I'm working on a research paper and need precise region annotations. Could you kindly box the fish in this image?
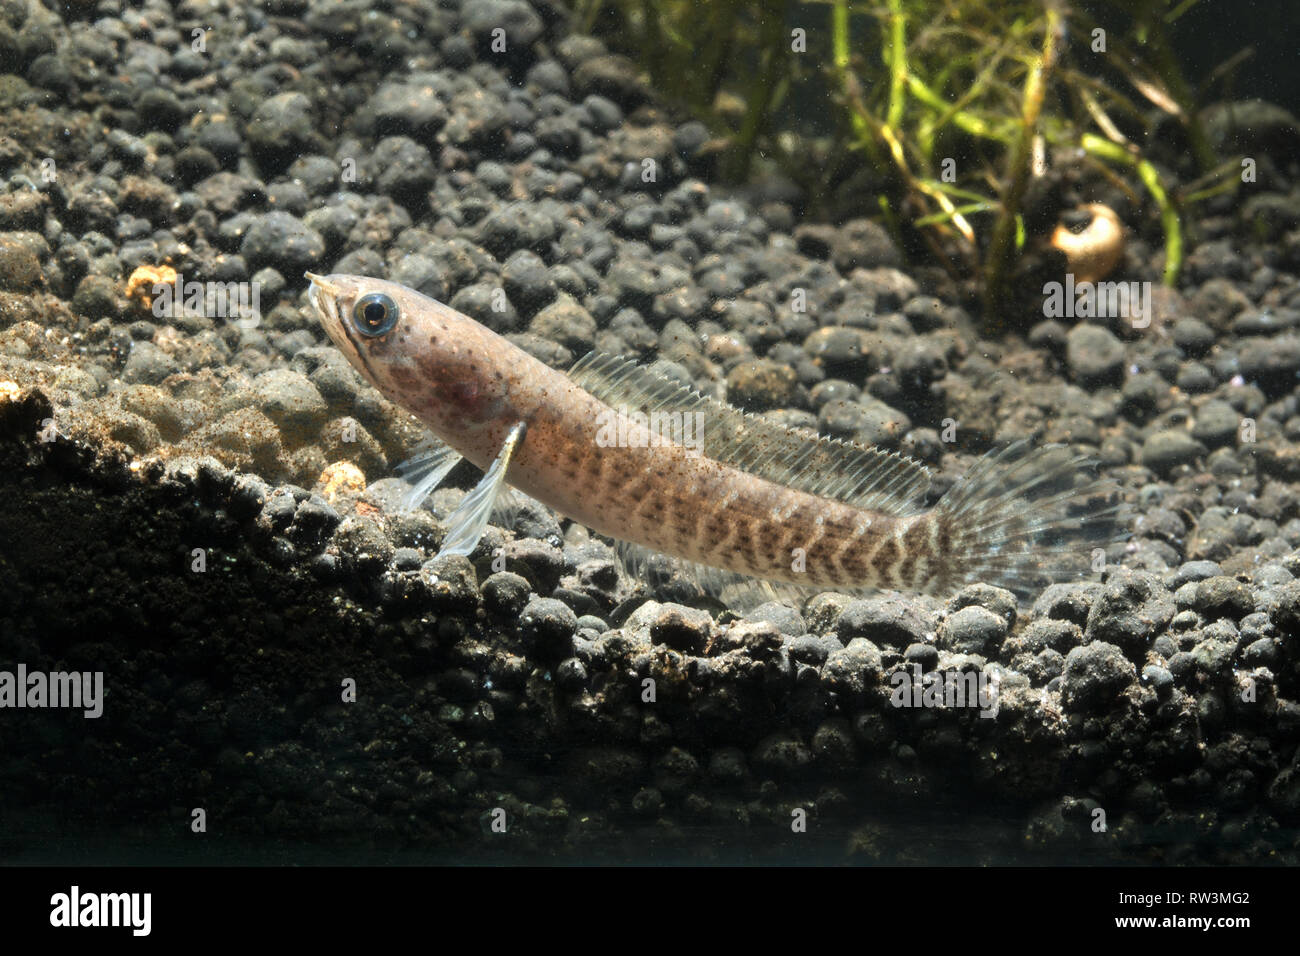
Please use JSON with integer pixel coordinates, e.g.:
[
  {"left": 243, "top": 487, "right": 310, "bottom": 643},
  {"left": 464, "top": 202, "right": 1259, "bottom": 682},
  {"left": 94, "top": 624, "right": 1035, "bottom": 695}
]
[{"left": 305, "top": 272, "right": 1124, "bottom": 606}]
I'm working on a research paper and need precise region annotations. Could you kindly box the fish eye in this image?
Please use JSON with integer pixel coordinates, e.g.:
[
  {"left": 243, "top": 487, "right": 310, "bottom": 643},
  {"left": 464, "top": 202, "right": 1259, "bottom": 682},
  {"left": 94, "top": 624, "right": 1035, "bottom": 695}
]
[{"left": 352, "top": 293, "right": 399, "bottom": 337}]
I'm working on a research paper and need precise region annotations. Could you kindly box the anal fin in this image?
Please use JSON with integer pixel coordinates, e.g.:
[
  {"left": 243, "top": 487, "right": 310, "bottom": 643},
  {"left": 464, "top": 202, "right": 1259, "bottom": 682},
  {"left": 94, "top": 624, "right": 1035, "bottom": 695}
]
[{"left": 614, "top": 539, "right": 843, "bottom": 612}]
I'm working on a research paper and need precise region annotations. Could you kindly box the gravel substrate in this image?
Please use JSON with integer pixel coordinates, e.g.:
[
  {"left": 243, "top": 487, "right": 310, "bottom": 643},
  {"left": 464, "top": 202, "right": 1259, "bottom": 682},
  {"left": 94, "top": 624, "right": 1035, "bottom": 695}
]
[{"left": 1, "top": 0, "right": 1299, "bottom": 863}]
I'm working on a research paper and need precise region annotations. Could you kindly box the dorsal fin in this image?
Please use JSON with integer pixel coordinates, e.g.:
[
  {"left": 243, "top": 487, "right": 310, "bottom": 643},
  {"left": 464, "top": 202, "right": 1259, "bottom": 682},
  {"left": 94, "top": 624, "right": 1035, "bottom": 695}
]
[{"left": 568, "top": 352, "right": 933, "bottom": 516}]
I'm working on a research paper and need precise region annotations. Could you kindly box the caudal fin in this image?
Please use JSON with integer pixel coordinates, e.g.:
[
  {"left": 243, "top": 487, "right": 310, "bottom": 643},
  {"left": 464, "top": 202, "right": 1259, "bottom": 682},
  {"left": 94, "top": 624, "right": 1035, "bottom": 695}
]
[{"left": 931, "top": 441, "right": 1126, "bottom": 602}]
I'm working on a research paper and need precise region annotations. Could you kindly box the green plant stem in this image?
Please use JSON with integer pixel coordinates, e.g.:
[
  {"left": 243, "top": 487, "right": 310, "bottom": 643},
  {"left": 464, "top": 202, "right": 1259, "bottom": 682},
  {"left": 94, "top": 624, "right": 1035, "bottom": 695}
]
[
  {"left": 906, "top": 74, "right": 1008, "bottom": 142},
  {"left": 1081, "top": 133, "right": 1182, "bottom": 286},
  {"left": 885, "top": 0, "right": 907, "bottom": 131},
  {"left": 831, "top": 0, "right": 869, "bottom": 141},
  {"left": 982, "top": 6, "right": 1061, "bottom": 329},
  {"left": 726, "top": 1, "right": 791, "bottom": 180},
  {"left": 1114, "top": 0, "right": 1213, "bottom": 173}
]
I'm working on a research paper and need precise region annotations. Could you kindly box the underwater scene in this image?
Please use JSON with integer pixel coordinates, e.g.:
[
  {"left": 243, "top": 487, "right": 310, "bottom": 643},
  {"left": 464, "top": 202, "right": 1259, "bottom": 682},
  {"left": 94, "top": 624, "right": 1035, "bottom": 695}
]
[{"left": 0, "top": 0, "right": 1297, "bottom": 874}]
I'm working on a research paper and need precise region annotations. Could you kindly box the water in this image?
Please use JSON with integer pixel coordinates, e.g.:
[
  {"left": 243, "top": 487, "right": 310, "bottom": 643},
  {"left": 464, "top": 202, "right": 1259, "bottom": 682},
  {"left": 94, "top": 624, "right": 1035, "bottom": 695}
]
[{"left": 0, "top": 0, "right": 1297, "bottom": 868}]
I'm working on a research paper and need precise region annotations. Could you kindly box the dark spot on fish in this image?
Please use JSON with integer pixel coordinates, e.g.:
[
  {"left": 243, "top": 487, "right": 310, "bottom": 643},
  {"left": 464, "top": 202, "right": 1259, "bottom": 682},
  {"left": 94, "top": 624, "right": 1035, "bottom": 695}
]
[
  {"left": 839, "top": 548, "right": 865, "bottom": 581},
  {"left": 871, "top": 533, "right": 900, "bottom": 579},
  {"left": 935, "top": 514, "right": 951, "bottom": 558},
  {"left": 733, "top": 523, "right": 758, "bottom": 570},
  {"left": 899, "top": 538, "right": 920, "bottom": 582}
]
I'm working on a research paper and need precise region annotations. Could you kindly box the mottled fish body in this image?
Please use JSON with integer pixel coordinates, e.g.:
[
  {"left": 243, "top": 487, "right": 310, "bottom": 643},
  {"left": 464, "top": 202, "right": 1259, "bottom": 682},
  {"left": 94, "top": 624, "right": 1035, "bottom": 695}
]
[{"left": 306, "top": 273, "right": 1122, "bottom": 603}]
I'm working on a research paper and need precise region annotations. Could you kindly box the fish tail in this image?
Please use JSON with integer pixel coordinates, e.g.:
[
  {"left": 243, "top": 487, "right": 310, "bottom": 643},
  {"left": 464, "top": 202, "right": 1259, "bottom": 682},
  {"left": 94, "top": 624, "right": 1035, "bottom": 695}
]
[{"left": 925, "top": 441, "right": 1126, "bottom": 601}]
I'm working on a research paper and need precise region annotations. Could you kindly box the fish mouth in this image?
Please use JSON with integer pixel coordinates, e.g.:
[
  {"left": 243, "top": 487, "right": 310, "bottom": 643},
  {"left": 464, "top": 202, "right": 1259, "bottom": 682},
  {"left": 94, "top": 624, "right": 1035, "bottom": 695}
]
[
  {"left": 306, "top": 272, "right": 357, "bottom": 357},
  {"left": 304, "top": 272, "right": 338, "bottom": 293},
  {"left": 305, "top": 272, "right": 387, "bottom": 390},
  {"left": 305, "top": 273, "right": 343, "bottom": 334}
]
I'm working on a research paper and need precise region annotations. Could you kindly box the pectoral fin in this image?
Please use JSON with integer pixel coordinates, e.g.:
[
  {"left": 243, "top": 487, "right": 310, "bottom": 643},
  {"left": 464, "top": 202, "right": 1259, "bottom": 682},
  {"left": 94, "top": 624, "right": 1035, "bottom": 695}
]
[
  {"left": 395, "top": 434, "right": 463, "bottom": 511},
  {"left": 433, "top": 422, "right": 527, "bottom": 559}
]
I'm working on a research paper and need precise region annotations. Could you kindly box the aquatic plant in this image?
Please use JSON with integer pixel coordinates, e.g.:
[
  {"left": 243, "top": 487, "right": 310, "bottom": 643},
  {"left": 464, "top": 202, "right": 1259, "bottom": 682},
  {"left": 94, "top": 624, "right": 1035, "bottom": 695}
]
[{"left": 575, "top": 0, "right": 1245, "bottom": 330}]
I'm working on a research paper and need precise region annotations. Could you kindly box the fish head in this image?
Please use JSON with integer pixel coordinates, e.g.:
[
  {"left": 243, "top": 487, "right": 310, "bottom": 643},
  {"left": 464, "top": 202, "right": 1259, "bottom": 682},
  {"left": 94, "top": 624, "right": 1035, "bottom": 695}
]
[{"left": 305, "top": 272, "right": 515, "bottom": 436}]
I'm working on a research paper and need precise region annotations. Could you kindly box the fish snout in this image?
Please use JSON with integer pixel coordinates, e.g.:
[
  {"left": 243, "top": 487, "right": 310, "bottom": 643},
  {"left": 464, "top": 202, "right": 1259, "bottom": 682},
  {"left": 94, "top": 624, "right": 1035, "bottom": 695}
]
[{"left": 305, "top": 273, "right": 345, "bottom": 331}]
